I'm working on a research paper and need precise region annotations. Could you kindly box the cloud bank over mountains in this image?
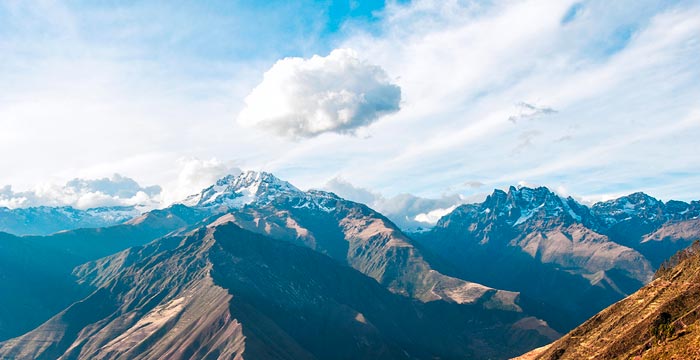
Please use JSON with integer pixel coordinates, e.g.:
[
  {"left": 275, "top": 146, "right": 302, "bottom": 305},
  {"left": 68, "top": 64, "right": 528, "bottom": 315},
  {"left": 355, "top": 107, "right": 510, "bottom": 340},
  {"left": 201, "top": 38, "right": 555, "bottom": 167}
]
[
  {"left": 324, "top": 177, "right": 485, "bottom": 229},
  {"left": 0, "top": 174, "right": 161, "bottom": 210},
  {"left": 0, "top": 158, "right": 242, "bottom": 210},
  {"left": 163, "top": 157, "right": 243, "bottom": 205},
  {"left": 237, "top": 49, "right": 401, "bottom": 139},
  {"left": 0, "top": 169, "right": 481, "bottom": 232}
]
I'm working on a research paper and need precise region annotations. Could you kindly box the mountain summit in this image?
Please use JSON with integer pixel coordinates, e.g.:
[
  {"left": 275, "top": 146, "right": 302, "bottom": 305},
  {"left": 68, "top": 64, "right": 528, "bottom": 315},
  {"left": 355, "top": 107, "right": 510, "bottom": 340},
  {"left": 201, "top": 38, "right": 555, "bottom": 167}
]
[
  {"left": 0, "top": 172, "right": 563, "bottom": 359},
  {"left": 2, "top": 172, "right": 700, "bottom": 359},
  {"left": 415, "top": 185, "right": 700, "bottom": 331},
  {"left": 182, "top": 171, "right": 302, "bottom": 209}
]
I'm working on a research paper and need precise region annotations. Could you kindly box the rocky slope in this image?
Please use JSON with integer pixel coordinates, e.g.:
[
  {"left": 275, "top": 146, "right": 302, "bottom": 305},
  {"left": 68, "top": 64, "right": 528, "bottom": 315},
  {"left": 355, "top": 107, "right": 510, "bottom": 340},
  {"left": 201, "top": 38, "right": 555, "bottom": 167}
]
[
  {"left": 517, "top": 241, "right": 700, "bottom": 360},
  {"left": 184, "top": 171, "right": 522, "bottom": 310},
  {"left": 591, "top": 194, "right": 700, "bottom": 266},
  {"left": 0, "top": 205, "right": 209, "bottom": 341},
  {"left": 0, "top": 223, "right": 558, "bottom": 360},
  {"left": 3, "top": 171, "right": 699, "bottom": 358},
  {"left": 415, "top": 186, "right": 657, "bottom": 330}
]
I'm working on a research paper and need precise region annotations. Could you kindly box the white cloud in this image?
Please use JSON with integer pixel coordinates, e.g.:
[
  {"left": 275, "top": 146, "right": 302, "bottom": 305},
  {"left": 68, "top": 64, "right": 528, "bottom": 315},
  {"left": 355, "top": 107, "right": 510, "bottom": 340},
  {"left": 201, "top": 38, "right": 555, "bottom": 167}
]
[
  {"left": 300, "top": 0, "right": 700, "bottom": 201},
  {"left": 64, "top": 174, "right": 161, "bottom": 198},
  {"left": 1, "top": 0, "right": 699, "bottom": 206},
  {"left": 0, "top": 158, "right": 245, "bottom": 210},
  {"left": 508, "top": 102, "right": 557, "bottom": 124},
  {"left": 161, "top": 157, "right": 242, "bottom": 204},
  {"left": 414, "top": 205, "right": 458, "bottom": 225},
  {"left": 324, "top": 177, "right": 379, "bottom": 205},
  {"left": 324, "top": 177, "right": 480, "bottom": 229},
  {"left": 237, "top": 48, "right": 401, "bottom": 139},
  {"left": 0, "top": 174, "right": 161, "bottom": 210}
]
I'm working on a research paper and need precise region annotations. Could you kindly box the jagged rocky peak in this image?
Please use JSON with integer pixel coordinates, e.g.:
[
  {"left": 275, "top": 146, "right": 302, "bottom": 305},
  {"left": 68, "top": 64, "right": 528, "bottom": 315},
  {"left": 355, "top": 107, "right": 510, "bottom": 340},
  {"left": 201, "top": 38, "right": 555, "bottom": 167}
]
[
  {"left": 592, "top": 192, "right": 671, "bottom": 228},
  {"left": 665, "top": 199, "right": 690, "bottom": 214},
  {"left": 592, "top": 192, "right": 662, "bottom": 216},
  {"left": 183, "top": 170, "right": 302, "bottom": 209},
  {"left": 505, "top": 186, "right": 589, "bottom": 226},
  {"left": 664, "top": 199, "right": 700, "bottom": 218},
  {"left": 442, "top": 186, "right": 585, "bottom": 228}
]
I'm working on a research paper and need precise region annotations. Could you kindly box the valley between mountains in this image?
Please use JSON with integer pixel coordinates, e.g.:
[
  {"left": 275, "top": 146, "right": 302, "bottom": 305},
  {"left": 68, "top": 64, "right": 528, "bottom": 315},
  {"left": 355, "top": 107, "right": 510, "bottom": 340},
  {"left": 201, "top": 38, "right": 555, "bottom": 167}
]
[{"left": 1, "top": 171, "right": 699, "bottom": 359}]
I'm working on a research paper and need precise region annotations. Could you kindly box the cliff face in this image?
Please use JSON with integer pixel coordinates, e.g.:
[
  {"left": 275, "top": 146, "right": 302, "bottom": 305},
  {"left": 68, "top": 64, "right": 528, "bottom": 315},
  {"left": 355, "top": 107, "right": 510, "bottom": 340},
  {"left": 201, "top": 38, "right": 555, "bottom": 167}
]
[
  {"left": 418, "top": 187, "right": 700, "bottom": 332},
  {"left": 515, "top": 241, "right": 700, "bottom": 360}
]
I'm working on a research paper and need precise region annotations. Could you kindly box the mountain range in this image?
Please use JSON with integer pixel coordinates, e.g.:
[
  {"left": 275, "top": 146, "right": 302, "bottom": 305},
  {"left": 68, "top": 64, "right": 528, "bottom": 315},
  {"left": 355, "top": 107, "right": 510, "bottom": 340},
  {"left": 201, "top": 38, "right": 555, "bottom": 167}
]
[
  {"left": 414, "top": 186, "right": 700, "bottom": 330},
  {"left": 0, "top": 205, "right": 142, "bottom": 236},
  {"left": 0, "top": 171, "right": 698, "bottom": 359}
]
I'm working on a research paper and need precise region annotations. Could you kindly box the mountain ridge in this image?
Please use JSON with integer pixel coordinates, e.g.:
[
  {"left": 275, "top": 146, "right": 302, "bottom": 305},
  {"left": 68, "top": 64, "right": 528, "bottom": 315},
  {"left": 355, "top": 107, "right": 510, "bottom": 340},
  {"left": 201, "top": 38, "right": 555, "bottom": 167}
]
[
  {"left": 0, "top": 222, "right": 558, "bottom": 359},
  {"left": 415, "top": 185, "right": 700, "bottom": 331},
  {"left": 2, "top": 171, "right": 700, "bottom": 358},
  {"left": 2, "top": 171, "right": 699, "bottom": 239}
]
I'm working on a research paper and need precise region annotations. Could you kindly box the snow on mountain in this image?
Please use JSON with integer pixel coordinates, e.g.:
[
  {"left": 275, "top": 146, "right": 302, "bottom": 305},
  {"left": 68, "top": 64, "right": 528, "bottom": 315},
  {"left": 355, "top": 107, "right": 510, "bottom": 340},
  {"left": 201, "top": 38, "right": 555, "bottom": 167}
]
[
  {"left": 181, "top": 171, "right": 345, "bottom": 215},
  {"left": 182, "top": 171, "right": 301, "bottom": 209},
  {"left": 591, "top": 192, "right": 700, "bottom": 228},
  {"left": 0, "top": 205, "right": 144, "bottom": 236},
  {"left": 437, "top": 185, "right": 590, "bottom": 231}
]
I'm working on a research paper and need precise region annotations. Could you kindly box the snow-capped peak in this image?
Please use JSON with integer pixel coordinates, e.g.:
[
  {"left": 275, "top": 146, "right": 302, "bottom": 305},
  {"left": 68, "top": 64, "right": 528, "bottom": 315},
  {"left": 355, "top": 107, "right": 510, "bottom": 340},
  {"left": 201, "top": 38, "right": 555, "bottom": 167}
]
[
  {"left": 589, "top": 192, "right": 700, "bottom": 227},
  {"left": 182, "top": 171, "right": 301, "bottom": 209},
  {"left": 505, "top": 186, "right": 586, "bottom": 226},
  {"left": 441, "top": 186, "right": 588, "bottom": 229}
]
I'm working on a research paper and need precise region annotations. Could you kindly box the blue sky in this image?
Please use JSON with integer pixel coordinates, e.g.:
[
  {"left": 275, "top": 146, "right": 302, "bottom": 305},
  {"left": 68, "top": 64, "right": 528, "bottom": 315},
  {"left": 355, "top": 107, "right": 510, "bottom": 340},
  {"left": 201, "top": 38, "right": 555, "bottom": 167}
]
[{"left": 0, "top": 0, "right": 699, "bottom": 214}]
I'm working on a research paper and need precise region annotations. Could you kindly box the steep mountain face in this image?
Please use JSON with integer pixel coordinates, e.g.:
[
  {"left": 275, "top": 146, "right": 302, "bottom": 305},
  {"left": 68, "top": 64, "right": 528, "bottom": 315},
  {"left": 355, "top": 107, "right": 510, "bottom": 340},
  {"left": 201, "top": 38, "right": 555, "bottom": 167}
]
[
  {"left": 0, "top": 223, "right": 558, "bottom": 360},
  {"left": 183, "top": 171, "right": 521, "bottom": 311},
  {"left": 0, "top": 205, "right": 209, "bottom": 341},
  {"left": 517, "top": 241, "right": 700, "bottom": 360},
  {"left": 0, "top": 205, "right": 142, "bottom": 236},
  {"left": 591, "top": 194, "right": 700, "bottom": 266},
  {"left": 416, "top": 186, "right": 655, "bottom": 330}
]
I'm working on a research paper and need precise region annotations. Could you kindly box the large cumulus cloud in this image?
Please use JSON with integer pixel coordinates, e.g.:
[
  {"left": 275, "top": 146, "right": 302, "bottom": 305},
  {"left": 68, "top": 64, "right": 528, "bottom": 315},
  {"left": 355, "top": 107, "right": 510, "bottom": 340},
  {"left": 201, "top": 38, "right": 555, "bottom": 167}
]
[{"left": 238, "top": 49, "right": 401, "bottom": 139}]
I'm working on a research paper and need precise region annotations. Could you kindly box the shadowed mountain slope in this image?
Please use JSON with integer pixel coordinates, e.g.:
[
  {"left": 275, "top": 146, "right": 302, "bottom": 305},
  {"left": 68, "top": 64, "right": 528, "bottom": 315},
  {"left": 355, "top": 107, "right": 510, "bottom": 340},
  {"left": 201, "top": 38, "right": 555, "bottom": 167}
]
[
  {"left": 415, "top": 186, "right": 655, "bottom": 330},
  {"left": 0, "top": 223, "right": 558, "bottom": 360},
  {"left": 0, "top": 205, "right": 209, "bottom": 341},
  {"left": 184, "top": 171, "right": 523, "bottom": 311}
]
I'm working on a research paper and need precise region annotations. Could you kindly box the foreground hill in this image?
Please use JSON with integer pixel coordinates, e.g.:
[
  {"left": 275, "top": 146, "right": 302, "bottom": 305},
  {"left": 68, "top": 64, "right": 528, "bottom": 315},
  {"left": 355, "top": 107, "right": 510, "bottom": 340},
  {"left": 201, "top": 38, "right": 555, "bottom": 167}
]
[
  {"left": 0, "top": 223, "right": 557, "bottom": 359},
  {"left": 516, "top": 241, "right": 700, "bottom": 360}
]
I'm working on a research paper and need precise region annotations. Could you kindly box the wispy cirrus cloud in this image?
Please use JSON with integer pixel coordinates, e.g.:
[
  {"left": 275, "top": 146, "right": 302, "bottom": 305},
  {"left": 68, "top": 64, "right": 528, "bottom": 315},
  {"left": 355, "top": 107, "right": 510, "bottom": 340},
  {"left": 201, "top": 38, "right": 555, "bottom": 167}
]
[
  {"left": 273, "top": 0, "right": 700, "bottom": 202},
  {"left": 1, "top": 0, "right": 698, "bottom": 207}
]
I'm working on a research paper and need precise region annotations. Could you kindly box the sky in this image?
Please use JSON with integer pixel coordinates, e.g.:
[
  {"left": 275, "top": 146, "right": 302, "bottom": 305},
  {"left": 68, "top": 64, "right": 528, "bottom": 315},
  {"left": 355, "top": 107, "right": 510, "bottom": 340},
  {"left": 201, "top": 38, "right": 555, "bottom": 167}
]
[{"left": 1, "top": 0, "right": 699, "bottom": 218}]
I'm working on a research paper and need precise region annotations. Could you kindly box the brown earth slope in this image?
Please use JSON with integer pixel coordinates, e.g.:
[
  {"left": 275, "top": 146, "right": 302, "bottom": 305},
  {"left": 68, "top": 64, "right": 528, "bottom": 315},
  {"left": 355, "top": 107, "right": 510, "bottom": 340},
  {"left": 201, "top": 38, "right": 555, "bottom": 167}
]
[{"left": 515, "top": 241, "right": 700, "bottom": 360}]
